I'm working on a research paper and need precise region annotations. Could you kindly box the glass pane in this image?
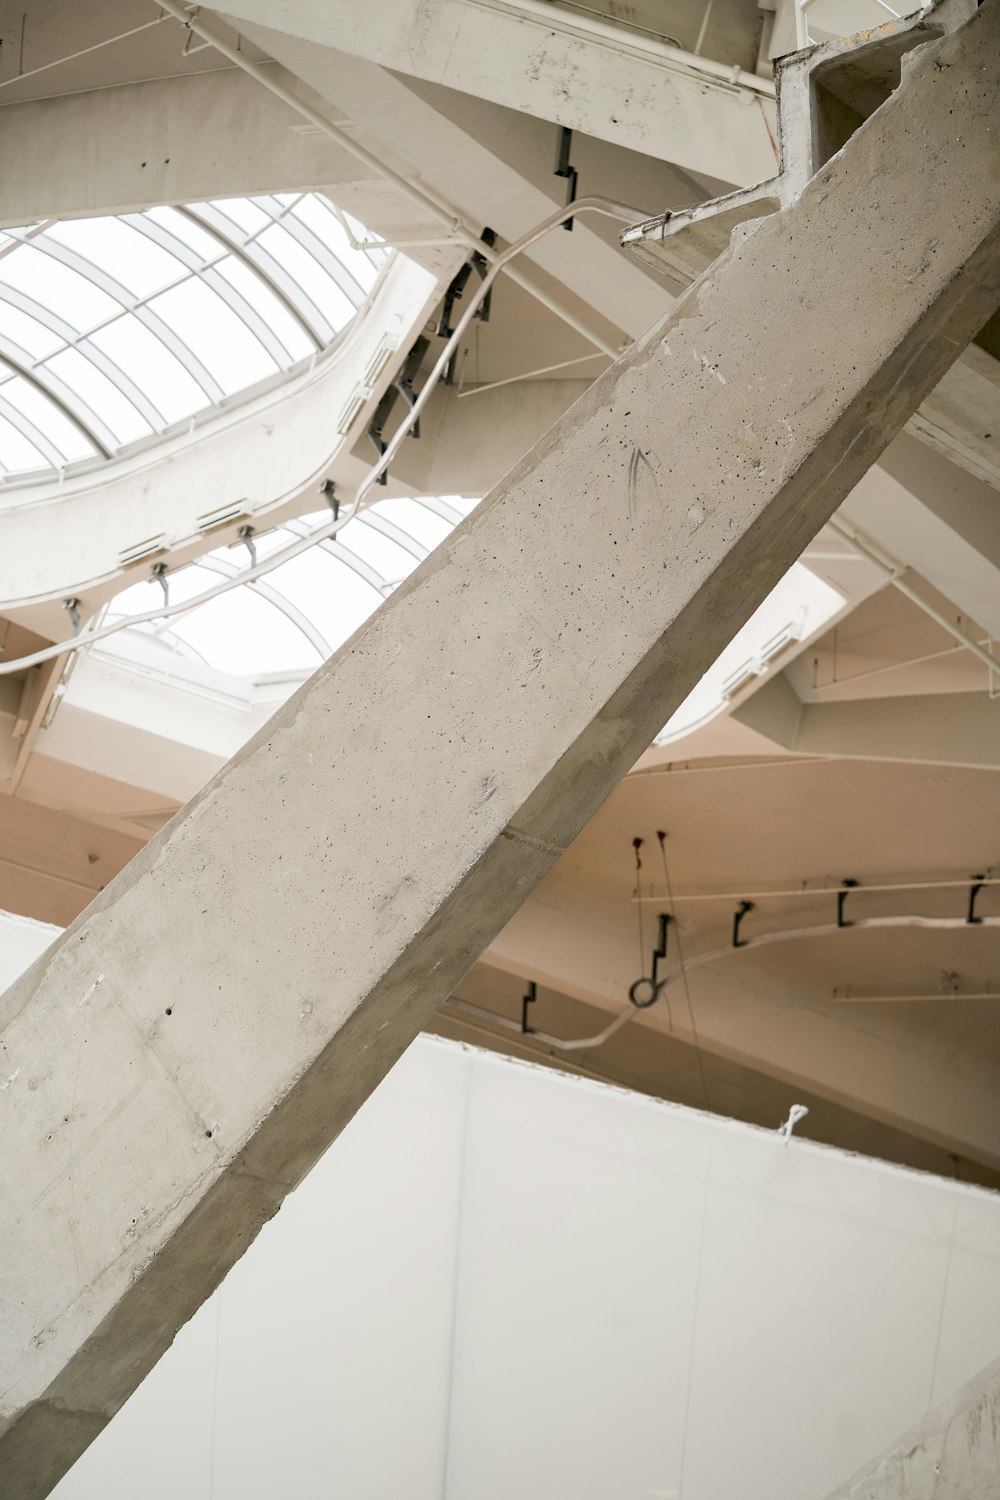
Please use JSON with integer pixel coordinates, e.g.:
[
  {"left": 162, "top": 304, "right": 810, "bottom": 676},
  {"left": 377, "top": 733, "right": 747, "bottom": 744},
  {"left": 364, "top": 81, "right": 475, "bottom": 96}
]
[
  {"left": 46, "top": 218, "right": 185, "bottom": 299},
  {"left": 257, "top": 224, "right": 359, "bottom": 329},
  {"left": 369, "top": 497, "right": 454, "bottom": 552},
  {"left": 0, "top": 300, "right": 62, "bottom": 360},
  {"left": 207, "top": 198, "right": 270, "bottom": 237},
  {"left": 142, "top": 206, "right": 221, "bottom": 263},
  {"left": 148, "top": 279, "right": 278, "bottom": 395},
  {"left": 266, "top": 549, "right": 382, "bottom": 649},
  {"left": 45, "top": 348, "right": 152, "bottom": 446},
  {"left": 338, "top": 518, "right": 418, "bottom": 583},
  {"left": 289, "top": 198, "right": 377, "bottom": 293},
  {"left": 213, "top": 257, "right": 314, "bottom": 364},
  {"left": 1, "top": 376, "right": 95, "bottom": 461},
  {"left": 171, "top": 587, "right": 323, "bottom": 675},
  {"left": 0, "top": 245, "right": 120, "bottom": 330},
  {"left": 89, "top": 316, "right": 209, "bottom": 426},
  {"left": 0, "top": 410, "right": 47, "bottom": 472}
]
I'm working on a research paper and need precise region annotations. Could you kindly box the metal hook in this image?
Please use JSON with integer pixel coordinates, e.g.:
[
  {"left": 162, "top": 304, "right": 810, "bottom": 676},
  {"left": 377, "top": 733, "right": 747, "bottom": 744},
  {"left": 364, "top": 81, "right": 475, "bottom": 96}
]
[
  {"left": 152, "top": 561, "right": 169, "bottom": 608},
  {"left": 837, "top": 878, "right": 859, "bottom": 928},
  {"left": 628, "top": 912, "right": 671, "bottom": 1008},
  {"left": 967, "top": 874, "right": 986, "bottom": 925},
  {"left": 320, "top": 479, "right": 340, "bottom": 526},
  {"left": 238, "top": 524, "right": 257, "bottom": 568},
  {"left": 732, "top": 899, "right": 754, "bottom": 949}
]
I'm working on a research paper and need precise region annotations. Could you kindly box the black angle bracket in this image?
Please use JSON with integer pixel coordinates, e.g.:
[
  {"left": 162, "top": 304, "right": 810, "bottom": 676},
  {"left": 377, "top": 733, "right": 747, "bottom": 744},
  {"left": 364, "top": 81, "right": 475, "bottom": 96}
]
[
  {"left": 521, "top": 980, "right": 537, "bottom": 1034},
  {"left": 554, "top": 126, "right": 578, "bottom": 231},
  {"left": 438, "top": 228, "right": 498, "bottom": 342},
  {"left": 968, "top": 874, "right": 986, "bottom": 924},
  {"left": 320, "top": 478, "right": 340, "bottom": 526},
  {"left": 732, "top": 900, "right": 754, "bottom": 949},
  {"left": 365, "top": 335, "right": 431, "bottom": 482},
  {"left": 837, "top": 878, "right": 859, "bottom": 928}
]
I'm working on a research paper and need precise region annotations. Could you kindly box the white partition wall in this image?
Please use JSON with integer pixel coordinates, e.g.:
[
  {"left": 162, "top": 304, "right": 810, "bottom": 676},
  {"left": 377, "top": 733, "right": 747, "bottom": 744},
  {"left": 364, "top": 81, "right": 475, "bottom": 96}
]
[{"left": 30, "top": 1022, "right": 998, "bottom": 1500}]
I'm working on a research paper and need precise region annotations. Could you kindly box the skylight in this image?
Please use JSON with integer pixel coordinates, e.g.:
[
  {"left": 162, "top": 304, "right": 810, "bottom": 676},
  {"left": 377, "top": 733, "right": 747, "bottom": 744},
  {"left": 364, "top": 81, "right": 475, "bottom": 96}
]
[
  {"left": 101, "top": 498, "right": 479, "bottom": 682},
  {"left": 0, "top": 193, "right": 389, "bottom": 480}
]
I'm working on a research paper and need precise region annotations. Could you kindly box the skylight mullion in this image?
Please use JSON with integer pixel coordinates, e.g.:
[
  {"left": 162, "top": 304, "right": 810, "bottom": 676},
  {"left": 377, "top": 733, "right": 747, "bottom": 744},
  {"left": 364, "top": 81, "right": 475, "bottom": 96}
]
[
  {"left": 183, "top": 206, "right": 333, "bottom": 345},
  {"left": 198, "top": 555, "right": 333, "bottom": 658},
  {"left": 284, "top": 518, "right": 407, "bottom": 595},
  {"left": 0, "top": 337, "right": 111, "bottom": 457},
  {"left": 70, "top": 339, "right": 168, "bottom": 431},
  {"left": 276, "top": 211, "right": 369, "bottom": 309},
  {"left": 352, "top": 511, "right": 428, "bottom": 563},
  {"left": 409, "top": 495, "right": 466, "bottom": 527},
  {"left": 20, "top": 234, "right": 226, "bottom": 407},
  {"left": 0, "top": 390, "right": 68, "bottom": 470}
]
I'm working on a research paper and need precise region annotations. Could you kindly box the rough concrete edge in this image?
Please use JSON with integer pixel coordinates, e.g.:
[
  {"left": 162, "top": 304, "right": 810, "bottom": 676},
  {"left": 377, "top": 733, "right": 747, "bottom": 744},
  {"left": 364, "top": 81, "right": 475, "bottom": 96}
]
[{"left": 824, "top": 1353, "right": 1000, "bottom": 1498}]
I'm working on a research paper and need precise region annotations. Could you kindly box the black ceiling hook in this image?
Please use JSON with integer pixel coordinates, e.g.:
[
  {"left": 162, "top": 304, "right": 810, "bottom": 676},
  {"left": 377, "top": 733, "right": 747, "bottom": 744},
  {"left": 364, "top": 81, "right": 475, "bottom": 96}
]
[
  {"left": 837, "top": 878, "right": 859, "bottom": 928},
  {"left": 732, "top": 899, "right": 754, "bottom": 949}
]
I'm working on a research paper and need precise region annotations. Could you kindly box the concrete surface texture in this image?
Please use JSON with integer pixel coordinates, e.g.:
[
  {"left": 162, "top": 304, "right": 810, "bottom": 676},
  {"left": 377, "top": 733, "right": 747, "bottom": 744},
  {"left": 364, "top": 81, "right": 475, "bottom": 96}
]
[
  {"left": 1, "top": 3, "right": 998, "bottom": 1494},
  {"left": 826, "top": 1354, "right": 1000, "bottom": 1499}
]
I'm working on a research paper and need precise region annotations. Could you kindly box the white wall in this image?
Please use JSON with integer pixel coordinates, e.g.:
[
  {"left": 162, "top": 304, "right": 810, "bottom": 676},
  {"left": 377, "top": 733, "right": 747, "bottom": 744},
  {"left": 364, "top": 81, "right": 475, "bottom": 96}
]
[
  {"left": 29, "top": 1025, "right": 998, "bottom": 1500},
  {"left": 0, "top": 910, "right": 996, "bottom": 1499}
]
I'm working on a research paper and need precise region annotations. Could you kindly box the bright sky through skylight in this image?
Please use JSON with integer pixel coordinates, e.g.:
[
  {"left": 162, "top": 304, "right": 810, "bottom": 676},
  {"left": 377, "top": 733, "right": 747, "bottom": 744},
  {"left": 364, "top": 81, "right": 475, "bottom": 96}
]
[
  {"left": 103, "top": 498, "right": 480, "bottom": 681},
  {"left": 0, "top": 193, "right": 390, "bottom": 479}
]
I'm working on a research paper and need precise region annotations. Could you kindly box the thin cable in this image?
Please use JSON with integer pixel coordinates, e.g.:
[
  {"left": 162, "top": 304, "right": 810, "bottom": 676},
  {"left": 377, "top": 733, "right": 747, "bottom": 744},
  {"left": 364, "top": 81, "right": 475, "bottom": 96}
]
[
  {"left": 633, "top": 837, "right": 646, "bottom": 977},
  {"left": 658, "top": 831, "right": 711, "bottom": 1110},
  {"left": 0, "top": 12, "right": 171, "bottom": 92},
  {"left": 0, "top": 193, "right": 645, "bottom": 679}
]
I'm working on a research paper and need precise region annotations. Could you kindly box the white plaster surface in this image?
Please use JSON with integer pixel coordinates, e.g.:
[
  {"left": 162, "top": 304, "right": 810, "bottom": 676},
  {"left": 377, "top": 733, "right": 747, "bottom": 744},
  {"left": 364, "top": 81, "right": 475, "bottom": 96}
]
[{"left": 44, "top": 1034, "right": 1000, "bottom": 1500}]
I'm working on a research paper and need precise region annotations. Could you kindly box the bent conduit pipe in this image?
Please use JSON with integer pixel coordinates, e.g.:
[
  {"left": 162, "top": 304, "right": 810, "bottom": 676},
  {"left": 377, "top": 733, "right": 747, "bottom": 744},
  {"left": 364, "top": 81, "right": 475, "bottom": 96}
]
[
  {"left": 0, "top": 194, "right": 648, "bottom": 679},
  {"left": 445, "top": 911, "right": 1000, "bottom": 1053},
  {"left": 154, "top": 0, "right": 628, "bottom": 362}
]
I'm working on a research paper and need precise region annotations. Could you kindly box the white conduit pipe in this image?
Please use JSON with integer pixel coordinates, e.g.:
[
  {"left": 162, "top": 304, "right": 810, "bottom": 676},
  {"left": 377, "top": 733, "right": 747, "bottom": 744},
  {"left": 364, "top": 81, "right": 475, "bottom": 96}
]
[
  {"left": 0, "top": 193, "right": 646, "bottom": 678},
  {"left": 155, "top": 0, "right": 625, "bottom": 361},
  {"left": 473, "top": 0, "right": 776, "bottom": 96},
  {"left": 828, "top": 517, "right": 1000, "bottom": 679},
  {"left": 444, "top": 911, "right": 1000, "bottom": 1052}
]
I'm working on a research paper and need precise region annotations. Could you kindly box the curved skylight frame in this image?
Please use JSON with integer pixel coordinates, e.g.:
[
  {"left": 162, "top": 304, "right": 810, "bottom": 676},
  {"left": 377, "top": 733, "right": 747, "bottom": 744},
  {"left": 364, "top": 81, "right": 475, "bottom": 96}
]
[{"left": 0, "top": 193, "right": 389, "bottom": 484}]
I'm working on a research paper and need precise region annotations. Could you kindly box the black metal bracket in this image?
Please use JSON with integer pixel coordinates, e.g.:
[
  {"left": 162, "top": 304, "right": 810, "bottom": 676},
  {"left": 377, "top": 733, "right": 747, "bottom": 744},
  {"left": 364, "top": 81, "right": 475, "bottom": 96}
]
[
  {"left": 967, "top": 874, "right": 986, "bottom": 925},
  {"left": 628, "top": 912, "right": 671, "bottom": 1008},
  {"left": 365, "top": 335, "right": 431, "bottom": 481},
  {"left": 438, "top": 227, "right": 497, "bottom": 350},
  {"left": 520, "top": 980, "right": 537, "bottom": 1034},
  {"left": 237, "top": 524, "right": 257, "bottom": 567},
  {"left": 837, "top": 878, "right": 859, "bottom": 928},
  {"left": 554, "top": 126, "right": 578, "bottom": 231},
  {"left": 63, "top": 598, "right": 81, "bottom": 637},
  {"left": 151, "top": 560, "right": 169, "bottom": 607},
  {"left": 320, "top": 478, "right": 340, "bottom": 526},
  {"left": 732, "top": 899, "right": 754, "bottom": 949}
]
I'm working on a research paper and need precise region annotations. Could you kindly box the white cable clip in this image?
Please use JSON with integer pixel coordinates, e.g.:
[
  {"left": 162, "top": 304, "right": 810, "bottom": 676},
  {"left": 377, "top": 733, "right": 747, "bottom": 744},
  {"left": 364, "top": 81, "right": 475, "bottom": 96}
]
[{"left": 778, "top": 1103, "right": 809, "bottom": 1143}]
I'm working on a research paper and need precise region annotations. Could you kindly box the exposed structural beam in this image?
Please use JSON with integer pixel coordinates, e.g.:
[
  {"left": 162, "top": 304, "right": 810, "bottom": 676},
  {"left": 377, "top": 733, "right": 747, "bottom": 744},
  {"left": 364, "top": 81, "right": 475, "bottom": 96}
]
[
  {"left": 827, "top": 1354, "right": 1000, "bottom": 1500},
  {"left": 825, "top": 519, "right": 1000, "bottom": 681},
  {"left": 0, "top": 66, "right": 367, "bottom": 226},
  {"left": 213, "top": 0, "right": 777, "bottom": 187},
  {"left": 846, "top": 433, "right": 1000, "bottom": 638},
  {"left": 733, "top": 683, "right": 1000, "bottom": 772},
  {"left": 1, "top": 9, "right": 999, "bottom": 1493}
]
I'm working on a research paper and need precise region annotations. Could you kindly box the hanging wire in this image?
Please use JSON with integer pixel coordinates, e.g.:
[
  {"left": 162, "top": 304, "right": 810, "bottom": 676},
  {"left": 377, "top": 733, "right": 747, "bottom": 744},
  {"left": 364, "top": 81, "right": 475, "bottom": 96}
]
[
  {"left": 633, "top": 837, "right": 646, "bottom": 977},
  {"left": 658, "top": 830, "right": 712, "bottom": 1111}
]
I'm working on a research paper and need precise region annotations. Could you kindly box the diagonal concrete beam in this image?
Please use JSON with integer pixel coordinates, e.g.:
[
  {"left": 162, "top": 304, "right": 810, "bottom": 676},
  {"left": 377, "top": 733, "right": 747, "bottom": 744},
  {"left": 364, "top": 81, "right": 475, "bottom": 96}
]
[{"left": 1, "top": 5, "right": 999, "bottom": 1493}]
